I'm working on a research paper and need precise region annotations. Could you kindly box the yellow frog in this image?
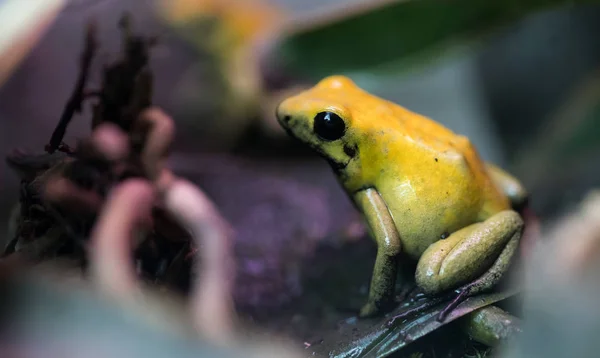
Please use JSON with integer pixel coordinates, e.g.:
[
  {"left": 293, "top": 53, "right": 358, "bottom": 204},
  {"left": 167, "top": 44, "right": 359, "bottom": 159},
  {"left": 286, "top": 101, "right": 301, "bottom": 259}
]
[{"left": 276, "top": 76, "right": 528, "bottom": 317}]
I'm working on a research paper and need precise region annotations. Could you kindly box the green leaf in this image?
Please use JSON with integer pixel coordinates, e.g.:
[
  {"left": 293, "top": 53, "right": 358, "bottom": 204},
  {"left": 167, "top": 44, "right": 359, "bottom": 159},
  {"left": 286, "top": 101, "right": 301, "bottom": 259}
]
[
  {"left": 309, "top": 289, "right": 518, "bottom": 358},
  {"left": 266, "top": 0, "right": 596, "bottom": 81}
]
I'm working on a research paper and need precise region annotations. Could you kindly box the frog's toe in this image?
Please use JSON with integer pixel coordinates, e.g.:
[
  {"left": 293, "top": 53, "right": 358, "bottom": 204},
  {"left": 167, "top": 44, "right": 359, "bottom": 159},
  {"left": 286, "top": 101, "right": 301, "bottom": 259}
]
[
  {"left": 359, "top": 302, "right": 381, "bottom": 318},
  {"left": 359, "top": 299, "right": 397, "bottom": 318}
]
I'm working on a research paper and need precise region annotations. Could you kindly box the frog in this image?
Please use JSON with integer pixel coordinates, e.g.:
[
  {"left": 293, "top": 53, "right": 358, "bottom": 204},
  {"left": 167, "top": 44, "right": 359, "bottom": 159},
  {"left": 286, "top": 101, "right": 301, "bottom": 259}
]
[{"left": 275, "top": 75, "right": 528, "bottom": 318}]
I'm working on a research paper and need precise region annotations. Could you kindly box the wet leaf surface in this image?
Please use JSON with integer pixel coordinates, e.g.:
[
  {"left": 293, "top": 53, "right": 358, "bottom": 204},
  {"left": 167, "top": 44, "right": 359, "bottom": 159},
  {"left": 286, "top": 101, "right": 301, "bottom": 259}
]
[{"left": 313, "top": 290, "right": 516, "bottom": 358}]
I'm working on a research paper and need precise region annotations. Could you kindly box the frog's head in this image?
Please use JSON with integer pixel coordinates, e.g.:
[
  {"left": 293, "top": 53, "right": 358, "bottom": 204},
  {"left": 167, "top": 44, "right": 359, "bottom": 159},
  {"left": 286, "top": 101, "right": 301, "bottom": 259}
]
[{"left": 276, "top": 75, "right": 367, "bottom": 173}]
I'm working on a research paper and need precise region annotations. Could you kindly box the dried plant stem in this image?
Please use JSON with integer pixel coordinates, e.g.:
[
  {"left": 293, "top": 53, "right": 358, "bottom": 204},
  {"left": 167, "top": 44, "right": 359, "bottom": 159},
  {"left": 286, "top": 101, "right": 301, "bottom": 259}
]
[
  {"left": 46, "top": 22, "right": 98, "bottom": 153},
  {"left": 163, "top": 179, "right": 237, "bottom": 344},
  {"left": 89, "top": 179, "right": 155, "bottom": 298}
]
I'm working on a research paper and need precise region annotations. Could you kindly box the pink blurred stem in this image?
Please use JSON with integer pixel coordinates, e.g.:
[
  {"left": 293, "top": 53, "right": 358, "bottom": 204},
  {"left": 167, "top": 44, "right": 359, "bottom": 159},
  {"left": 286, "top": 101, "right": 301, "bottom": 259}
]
[
  {"left": 136, "top": 108, "right": 175, "bottom": 181},
  {"left": 89, "top": 179, "right": 155, "bottom": 299},
  {"left": 163, "top": 179, "right": 237, "bottom": 343}
]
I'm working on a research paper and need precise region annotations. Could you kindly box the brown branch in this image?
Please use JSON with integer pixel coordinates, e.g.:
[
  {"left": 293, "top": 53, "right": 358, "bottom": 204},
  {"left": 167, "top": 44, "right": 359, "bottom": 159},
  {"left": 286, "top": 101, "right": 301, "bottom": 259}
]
[
  {"left": 46, "top": 20, "right": 98, "bottom": 153},
  {"left": 134, "top": 107, "right": 174, "bottom": 181}
]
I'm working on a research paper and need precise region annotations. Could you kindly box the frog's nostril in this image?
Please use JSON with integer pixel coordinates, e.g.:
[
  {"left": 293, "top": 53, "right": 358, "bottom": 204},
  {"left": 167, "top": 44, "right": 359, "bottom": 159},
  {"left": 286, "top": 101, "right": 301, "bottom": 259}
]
[
  {"left": 276, "top": 102, "right": 294, "bottom": 125},
  {"left": 276, "top": 105, "right": 292, "bottom": 123}
]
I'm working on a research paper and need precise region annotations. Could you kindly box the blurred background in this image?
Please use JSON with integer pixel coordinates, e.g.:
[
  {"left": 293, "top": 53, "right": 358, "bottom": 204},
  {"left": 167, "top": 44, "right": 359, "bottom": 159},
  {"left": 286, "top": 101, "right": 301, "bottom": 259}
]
[
  {"left": 3, "top": 0, "right": 600, "bottom": 224},
  {"left": 1, "top": 0, "right": 600, "bottom": 355}
]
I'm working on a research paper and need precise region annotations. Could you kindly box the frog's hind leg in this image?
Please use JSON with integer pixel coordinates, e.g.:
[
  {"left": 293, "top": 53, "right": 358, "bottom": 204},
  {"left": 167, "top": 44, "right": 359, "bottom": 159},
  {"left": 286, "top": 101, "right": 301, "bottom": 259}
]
[{"left": 415, "top": 210, "right": 524, "bottom": 320}]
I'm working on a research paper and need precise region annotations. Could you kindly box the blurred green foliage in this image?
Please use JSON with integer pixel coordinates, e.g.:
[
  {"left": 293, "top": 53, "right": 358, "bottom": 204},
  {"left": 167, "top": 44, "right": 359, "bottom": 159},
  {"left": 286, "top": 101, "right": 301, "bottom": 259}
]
[
  {"left": 272, "top": 0, "right": 597, "bottom": 81},
  {"left": 557, "top": 102, "right": 600, "bottom": 162}
]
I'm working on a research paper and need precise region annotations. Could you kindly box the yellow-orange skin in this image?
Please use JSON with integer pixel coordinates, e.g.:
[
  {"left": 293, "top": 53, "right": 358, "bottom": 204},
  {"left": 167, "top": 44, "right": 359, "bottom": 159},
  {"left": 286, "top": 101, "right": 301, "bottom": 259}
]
[{"left": 277, "top": 76, "right": 511, "bottom": 259}]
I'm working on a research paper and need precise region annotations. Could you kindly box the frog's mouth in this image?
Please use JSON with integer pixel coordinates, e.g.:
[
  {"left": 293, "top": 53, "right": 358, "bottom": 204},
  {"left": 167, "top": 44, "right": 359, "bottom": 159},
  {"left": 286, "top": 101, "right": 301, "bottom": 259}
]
[
  {"left": 326, "top": 156, "right": 350, "bottom": 172},
  {"left": 278, "top": 120, "right": 321, "bottom": 152},
  {"left": 282, "top": 126, "right": 351, "bottom": 169}
]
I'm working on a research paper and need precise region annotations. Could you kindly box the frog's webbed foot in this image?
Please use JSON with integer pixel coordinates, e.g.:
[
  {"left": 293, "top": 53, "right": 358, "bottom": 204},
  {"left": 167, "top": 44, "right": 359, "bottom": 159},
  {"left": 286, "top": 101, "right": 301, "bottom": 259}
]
[
  {"left": 359, "top": 301, "right": 380, "bottom": 318},
  {"left": 359, "top": 297, "right": 398, "bottom": 318}
]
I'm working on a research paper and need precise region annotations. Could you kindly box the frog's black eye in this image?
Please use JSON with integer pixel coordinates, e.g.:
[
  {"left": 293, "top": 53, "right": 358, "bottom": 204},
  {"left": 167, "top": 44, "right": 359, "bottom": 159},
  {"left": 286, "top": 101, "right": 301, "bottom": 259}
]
[{"left": 313, "top": 111, "right": 346, "bottom": 141}]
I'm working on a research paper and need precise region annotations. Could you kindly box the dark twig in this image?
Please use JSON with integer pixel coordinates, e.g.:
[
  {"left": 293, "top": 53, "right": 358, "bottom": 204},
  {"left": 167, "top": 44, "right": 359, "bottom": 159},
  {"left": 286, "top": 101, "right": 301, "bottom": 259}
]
[
  {"left": 90, "top": 12, "right": 155, "bottom": 133},
  {"left": 386, "top": 296, "right": 446, "bottom": 327},
  {"left": 387, "top": 284, "right": 479, "bottom": 326},
  {"left": 437, "top": 287, "right": 471, "bottom": 322},
  {"left": 46, "top": 21, "right": 98, "bottom": 153}
]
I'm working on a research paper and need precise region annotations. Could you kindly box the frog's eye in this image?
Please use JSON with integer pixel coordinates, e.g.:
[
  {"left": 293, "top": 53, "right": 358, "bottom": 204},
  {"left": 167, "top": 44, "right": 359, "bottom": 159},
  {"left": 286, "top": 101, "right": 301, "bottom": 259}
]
[{"left": 313, "top": 111, "right": 346, "bottom": 141}]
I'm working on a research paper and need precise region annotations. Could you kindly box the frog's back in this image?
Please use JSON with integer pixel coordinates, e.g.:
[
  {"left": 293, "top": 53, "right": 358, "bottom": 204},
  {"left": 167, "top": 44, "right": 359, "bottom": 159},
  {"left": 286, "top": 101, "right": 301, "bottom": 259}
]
[
  {"left": 381, "top": 98, "right": 509, "bottom": 209},
  {"left": 341, "top": 82, "right": 480, "bottom": 156},
  {"left": 358, "top": 95, "right": 510, "bottom": 257},
  {"left": 382, "top": 97, "right": 473, "bottom": 155}
]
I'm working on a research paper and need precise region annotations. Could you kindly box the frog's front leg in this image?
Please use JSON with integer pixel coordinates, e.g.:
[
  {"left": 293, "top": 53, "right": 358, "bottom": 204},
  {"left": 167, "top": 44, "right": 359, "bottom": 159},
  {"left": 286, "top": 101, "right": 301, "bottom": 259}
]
[
  {"left": 415, "top": 210, "right": 523, "bottom": 298},
  {"left": 354, "top": 188, "right": 401, "bottom": 317},
  {"left": 486, "top": 163, "right": 528, "bottom": 210}
]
